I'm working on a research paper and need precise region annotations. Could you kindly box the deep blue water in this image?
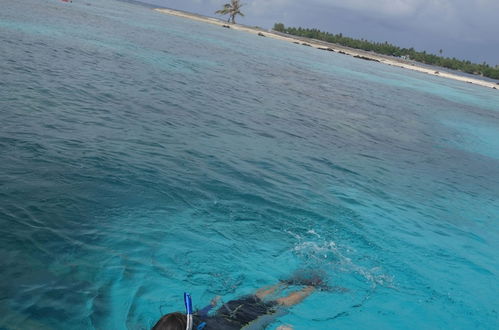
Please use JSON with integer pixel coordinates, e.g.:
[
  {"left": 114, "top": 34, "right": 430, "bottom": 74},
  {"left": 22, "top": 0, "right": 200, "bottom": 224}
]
[{"left": 1, "top": 0, "right": 499, "bottom": 329}]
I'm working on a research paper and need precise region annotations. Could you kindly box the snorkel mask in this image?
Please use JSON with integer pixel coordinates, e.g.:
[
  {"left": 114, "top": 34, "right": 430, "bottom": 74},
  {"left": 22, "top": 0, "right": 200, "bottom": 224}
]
[
  {"left": 184, "top": 292, "right": 207, "bottom": 330},
  {"left": 184, "top": 292, "right": 193, "bottom": 330}
]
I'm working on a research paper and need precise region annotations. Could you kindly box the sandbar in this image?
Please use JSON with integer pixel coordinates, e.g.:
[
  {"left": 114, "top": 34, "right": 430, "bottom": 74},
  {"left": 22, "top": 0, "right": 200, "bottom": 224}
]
[{"left": 154, "top": 8, "right": 499, "bottom": 91}]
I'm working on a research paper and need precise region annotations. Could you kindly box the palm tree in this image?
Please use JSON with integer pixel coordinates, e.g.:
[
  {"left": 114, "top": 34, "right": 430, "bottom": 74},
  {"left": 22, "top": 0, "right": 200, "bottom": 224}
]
[{"left": 215, "top": 0, "right": 244, "bottom": 24}]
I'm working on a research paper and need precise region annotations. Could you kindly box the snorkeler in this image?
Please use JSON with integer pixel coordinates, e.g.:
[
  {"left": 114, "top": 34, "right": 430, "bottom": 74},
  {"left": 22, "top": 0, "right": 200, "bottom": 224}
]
[{"left": 152, "top": 272, "right": 329, "bottom": 330}]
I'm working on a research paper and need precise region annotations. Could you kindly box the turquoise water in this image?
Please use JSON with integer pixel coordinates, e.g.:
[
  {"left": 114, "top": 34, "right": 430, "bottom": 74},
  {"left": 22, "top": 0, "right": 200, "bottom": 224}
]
[{"left": 1, "top": 0, "right": 499, "bottom": 329}]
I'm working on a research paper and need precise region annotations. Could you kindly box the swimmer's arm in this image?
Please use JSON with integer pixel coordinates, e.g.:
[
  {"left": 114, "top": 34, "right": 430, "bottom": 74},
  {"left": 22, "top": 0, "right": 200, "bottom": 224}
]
[
  {"left": 276, "top": 325, "right": 294, "bottom": 330},
  {"left": 197, "top": 296, "right": 221, "bottom": 317},
  {"left": 275, "top": 286, "right": 315, "bottom": 307}
]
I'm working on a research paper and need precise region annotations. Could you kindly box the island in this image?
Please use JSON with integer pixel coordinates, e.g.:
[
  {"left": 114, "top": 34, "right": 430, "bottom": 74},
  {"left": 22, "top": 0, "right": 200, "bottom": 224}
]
[{"left": 154, "top": 8, "right": 499, "bottom": 90}]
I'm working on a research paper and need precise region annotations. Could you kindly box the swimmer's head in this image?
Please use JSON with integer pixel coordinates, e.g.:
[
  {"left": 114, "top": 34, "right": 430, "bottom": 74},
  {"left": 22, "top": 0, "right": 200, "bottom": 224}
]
[{"left": 152, "top": 312, "right": 186, "bottom": 330}]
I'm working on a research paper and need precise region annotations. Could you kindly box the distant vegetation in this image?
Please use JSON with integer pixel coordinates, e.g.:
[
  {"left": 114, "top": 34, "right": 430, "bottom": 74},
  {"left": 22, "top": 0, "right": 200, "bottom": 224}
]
[
  {"left": 216, "top": 0, "right": 244, "bottom": 24},
  {"left": 273, "top": 23, "right": 499, "bottom": 80}
]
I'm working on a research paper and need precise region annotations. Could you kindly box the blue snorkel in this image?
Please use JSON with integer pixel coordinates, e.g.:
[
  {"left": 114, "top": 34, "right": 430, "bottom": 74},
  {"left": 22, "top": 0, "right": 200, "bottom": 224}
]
[{"left": 184, "top": 292, "right": 193, "bottom": 330}]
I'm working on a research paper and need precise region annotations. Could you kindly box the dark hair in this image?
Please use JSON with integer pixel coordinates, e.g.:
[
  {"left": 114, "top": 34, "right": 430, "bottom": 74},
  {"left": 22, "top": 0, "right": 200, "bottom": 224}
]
[{"left": 152, "top": 312, "right": 187, "bottom": 330}]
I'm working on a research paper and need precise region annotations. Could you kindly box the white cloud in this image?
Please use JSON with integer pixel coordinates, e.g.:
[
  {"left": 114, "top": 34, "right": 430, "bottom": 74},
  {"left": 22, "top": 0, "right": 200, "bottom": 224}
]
[
  {"left": 245, "top": 0, "right": 497, "bottom": 40},
  {"left": 316, "top": 0, "right": 423, "bottom": 16},
  {"left": 244, "top": 0, "right": 451, "bottom": 18}
]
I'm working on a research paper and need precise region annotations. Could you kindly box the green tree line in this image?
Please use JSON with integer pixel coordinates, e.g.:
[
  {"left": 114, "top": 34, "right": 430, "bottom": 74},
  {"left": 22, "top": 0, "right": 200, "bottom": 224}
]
[{"left": 273, "top": 23, "right": 499, "bottom": 80}]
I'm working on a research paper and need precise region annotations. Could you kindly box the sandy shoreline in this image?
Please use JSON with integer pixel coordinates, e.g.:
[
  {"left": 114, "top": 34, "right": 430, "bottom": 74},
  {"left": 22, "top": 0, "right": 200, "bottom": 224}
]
[{"left": 154, "top": 8, "right": 499, "bottom": 91}]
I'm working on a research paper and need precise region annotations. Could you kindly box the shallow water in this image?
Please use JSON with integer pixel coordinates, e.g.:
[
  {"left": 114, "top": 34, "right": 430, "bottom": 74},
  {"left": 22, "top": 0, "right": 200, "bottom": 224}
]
[{"left": 1, "top": 0, "right": 498, "bottom": 329}]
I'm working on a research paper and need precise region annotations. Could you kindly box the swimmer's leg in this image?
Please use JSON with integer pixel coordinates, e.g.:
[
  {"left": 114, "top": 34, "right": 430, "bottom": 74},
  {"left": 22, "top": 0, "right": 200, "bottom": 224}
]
[
  {"left": 275, "top": 286, "right": 315, "bottom": 307},
  {"left": 255, "top": 282, "right": 286, "bottom": 300}
]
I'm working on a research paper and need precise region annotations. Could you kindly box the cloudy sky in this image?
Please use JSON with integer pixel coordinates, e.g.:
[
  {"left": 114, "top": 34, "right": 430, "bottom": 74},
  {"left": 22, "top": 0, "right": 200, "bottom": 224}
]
[{"left": 144, "top": 0, "right": 499, "bottom": 65}]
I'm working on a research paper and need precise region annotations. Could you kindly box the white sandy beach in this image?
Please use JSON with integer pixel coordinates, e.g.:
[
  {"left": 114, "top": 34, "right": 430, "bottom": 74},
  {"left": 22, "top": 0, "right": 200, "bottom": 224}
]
[{"left": 154, "top": 8, "right": 498, "bottom": 91}]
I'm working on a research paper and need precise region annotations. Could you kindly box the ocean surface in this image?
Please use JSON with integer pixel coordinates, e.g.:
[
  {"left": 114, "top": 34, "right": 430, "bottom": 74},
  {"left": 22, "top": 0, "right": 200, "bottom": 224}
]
[{"left": 1, "top": 0, "right": 499, "bottom": 329}]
